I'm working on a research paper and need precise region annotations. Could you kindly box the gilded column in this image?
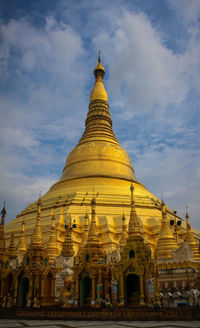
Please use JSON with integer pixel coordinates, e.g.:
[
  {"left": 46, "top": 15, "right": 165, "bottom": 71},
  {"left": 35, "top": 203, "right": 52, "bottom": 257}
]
[
  {"left": 13, "top": 277, "right": 18, "bottom": 307},
  {"left": 29, "top": 275, "right": 33, "bottom": 300},
  {"left": 0, "top": 279, "right": 4, "bottom": 298},
  {"left": 50, "top": 277, "right": 55, "bottom": 304},
  {"left": 139, "top": 275, "right": 145, "bottom": 306},
  {"left": 74, "top": 276, "right": 79, "bottom": 307},
  {"left": 91, "top": 273, "right": 96, "bottom": 306},
  {"left": 120, "top": 274, "right": 124, "bottom": 305},
  {"left": 105, "top": 274, "right": 109, "bottom": 299},
  {"left": 40, "top": 275, "right": 45, "bottom": 305},
  {"left": 34, "top": 275, "right": 39, "bottom": 298}
]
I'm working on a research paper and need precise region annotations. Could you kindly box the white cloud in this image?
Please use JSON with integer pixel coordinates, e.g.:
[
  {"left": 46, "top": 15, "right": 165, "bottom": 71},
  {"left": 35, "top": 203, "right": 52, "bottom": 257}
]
[
  {"left": 0, "top": 15, "right": 88, "bottom": 222},
  {"left": 131, "top": 146, "right": 200, "bottom": 229},
  {"left": 168, "top": 0, "right": 200, "bottom": 23},
  {"left": 92, "top": 11, "right": 199, "bottom": 115},
  {"left": 0, "top": 170, "right": 56, "bottom": 222}
]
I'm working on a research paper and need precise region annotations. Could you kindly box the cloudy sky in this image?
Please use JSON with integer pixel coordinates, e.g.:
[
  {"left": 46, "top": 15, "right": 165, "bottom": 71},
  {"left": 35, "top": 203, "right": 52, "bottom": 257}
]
[{"left": 0, "top": 0, "right": 200, "bottom": 230}]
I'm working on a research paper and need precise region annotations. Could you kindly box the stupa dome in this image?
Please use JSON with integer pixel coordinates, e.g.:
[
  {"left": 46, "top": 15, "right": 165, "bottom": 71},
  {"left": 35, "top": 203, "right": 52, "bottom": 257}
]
[{"left": 5, "top": 55, "right": 189, "bottom": 256}]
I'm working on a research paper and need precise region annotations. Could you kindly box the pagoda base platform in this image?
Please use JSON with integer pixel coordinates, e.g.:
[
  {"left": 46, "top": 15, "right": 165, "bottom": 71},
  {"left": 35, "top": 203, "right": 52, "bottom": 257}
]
[{"left": 1, "top": 307, "right": 200, "bottom": 321}]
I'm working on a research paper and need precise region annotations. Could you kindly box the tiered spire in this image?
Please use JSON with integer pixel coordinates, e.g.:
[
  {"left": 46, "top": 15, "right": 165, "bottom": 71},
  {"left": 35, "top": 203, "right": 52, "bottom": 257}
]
[
  {"left": 0, "top": 204, "right": 6, "bottom": 257},
  {"left": 82, "top": 197, "right": 103, "bottom": 265},
  {"left": 61, "top": 217, "right": 74, "bottom": 257},
  {"left": 46, "top": 208, "right": 59, "bottom": 262},
  {"left": 30, "top": 197, "right": 43, "bottom": 249},
  {"left": 8, "top": 232, "right": 17, "bottom": 259},
  {"left": 17, "top": 219, "right": 26, "bottom": 255},
  {"left": 79, "top": 54, "right": 117, "bottom": 145},
  {"left": 185, "top": 211, "right": 200, "bottom": 260},
  {"left": 155, "top": 201, "right": 177, "bottom": 259},
  {"left": 127, "top": 183, "right": 141, "bottom": 240}
]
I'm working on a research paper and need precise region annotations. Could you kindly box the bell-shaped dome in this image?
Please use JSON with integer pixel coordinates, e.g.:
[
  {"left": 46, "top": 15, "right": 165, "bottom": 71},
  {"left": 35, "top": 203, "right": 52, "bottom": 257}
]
[{"left": 59, "top": 55, "right": 136, "bottom": 183}]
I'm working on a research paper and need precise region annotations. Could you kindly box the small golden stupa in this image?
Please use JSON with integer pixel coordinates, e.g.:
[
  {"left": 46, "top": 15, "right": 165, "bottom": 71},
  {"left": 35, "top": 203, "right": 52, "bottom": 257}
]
[{"left": 5, "top": 54, "right": 200, "bottom": 258}]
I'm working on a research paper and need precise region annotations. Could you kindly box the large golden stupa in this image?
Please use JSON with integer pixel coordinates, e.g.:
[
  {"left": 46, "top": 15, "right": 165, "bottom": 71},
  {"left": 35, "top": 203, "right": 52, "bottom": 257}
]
[{"left": 5, "top": 55, "right": 198, "bottom": 255}]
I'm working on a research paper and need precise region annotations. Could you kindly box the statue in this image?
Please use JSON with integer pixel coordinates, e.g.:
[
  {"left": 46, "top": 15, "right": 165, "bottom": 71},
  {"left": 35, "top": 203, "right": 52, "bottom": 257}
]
[
  {"left": 115, "top": 245, "right": 121, "bottom": 262},
  {"left": 9, "top": 259, "right": 17, "bottom": 270},
  {"left": 7, "top": 294, "right": 13, "bottom": 308},
  {"left": 105, "top": 297, "right": 112, "bottom": 308},
  {"left": 107, "top": 246, "right": 121, "bottom": 265},
  {"left": 189, "top": 289, "right": 200, "bottom": 306},
  {"left": 146, "top": 278, "right": 154, "bottom": 306},
  {"left": 13, "top": 297, "right": 16, "bottom": 307},
  {"left": 26, "top": 294, "right": 32, "bottom": 307},
  {"left": 61, "top": 275, "right": 73, "bottom": 308},
  {"left": 16, "top": 250, "right": 23, "bottom": 266},
  {"left": 2, "top": 296, "right": 7, "bottom": 308},
  {"left": 33, "top": 297, "right": 40, "bottom": 308},
  {"left": 111, "top": 278, "right": 118, "bottom": 304},
  {"left": 96, "top": 281, "right": 103, "bottom": 307}
]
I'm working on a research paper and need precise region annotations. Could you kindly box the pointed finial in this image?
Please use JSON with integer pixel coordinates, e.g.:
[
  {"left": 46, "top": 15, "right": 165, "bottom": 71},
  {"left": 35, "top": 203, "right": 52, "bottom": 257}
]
[
  {"left": 130, "top": 183, "right": 135, "bottom": 208},
  {"left": 22, "top": 218, "right": 25, "bottom": 230},
  {"left": 98, "top": 51, "right": 101, "bottom": 63},
  {"left": 161, "top": 201, "right": 167, "bottom": 216},
  {"left": 185, "top": 205, "right": 189, "bottom": 218},
  {"left": 185, "top": 206, "right": 190, "bottom": 228},
  {"left": 160, "top": 192, "right": 165, "bottom": 206},
  {"left": 1, "top": 202, "right": 6, "bottom": 217},
  {"left": 37, "top": 192, "right": 42, "bottom": 209},
  {"left": 1, "top": 202, "right": 7, "bottom": 225},
  {"left": 93, "top": 53, "right": 105, "bottom": 76},
  {"left": 130, "top": 182, "right": 134, "bottom": 192}
]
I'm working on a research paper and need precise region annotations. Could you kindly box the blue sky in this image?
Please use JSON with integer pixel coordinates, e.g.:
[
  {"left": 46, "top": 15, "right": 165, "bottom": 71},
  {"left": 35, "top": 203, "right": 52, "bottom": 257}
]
[{"left": 0, "top": 0, "right": 200, "bottom": 230}]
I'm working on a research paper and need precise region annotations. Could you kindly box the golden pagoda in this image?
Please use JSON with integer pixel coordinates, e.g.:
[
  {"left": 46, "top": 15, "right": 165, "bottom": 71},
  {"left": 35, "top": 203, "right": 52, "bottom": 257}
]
[
  {"left": 155, "top": 201, "right": 177, "bottom": 259},
  {"left": 185, "top": 211, "right": 200, "bottom": 261},
  {"left": 17, "top": 220, "right": 26, "bottom": 255},
  {"left": 6, "top": 54, "right": 197, "bottom": 257},
  {"left": 1, "top": 55, "right": 200, "bottom": 310}
]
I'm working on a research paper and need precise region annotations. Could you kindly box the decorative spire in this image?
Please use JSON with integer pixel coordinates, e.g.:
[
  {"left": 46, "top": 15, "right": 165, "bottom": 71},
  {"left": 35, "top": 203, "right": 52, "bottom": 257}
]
[
  {"left": 0, "top": 202, "right": 6, "bottom": 225},
  {"left": 90, "top": 53, "right": 107, "bottom": 102},
  {"left": 120, "top": 213, "right": 127, "bottom": 247},
  {"left": 83, "top": 196, "right": 103, "bottom": 265},
  {"left": 46, "top": 208, "right": 59, "bottom": 262},
  {"left": 0, "top": 203, "right": 6, "bottom": 256},
  {"left": 61, "top": 216, "right": 74, "bottom": 257},
  {"left": 127, "top": 183, "right": 141, "bottom": 239},
  {"left": 87, "top": 197, "right": 99, "bottom": 246},
  {"left": 79, "top": 54, "right": 117, "bottom": 145},
  {"left": 8, "top": 232, "right": 17, "bottom": 259},
  {"left": 80, "top": 212, "right": 89, "bottom": 249},
  {"left": 17, "top": 219, "right": 26, "bottom": 255},
  {"left": 30, "top": 196, "right": 43, "bottom": 248},
  {"left": 155, "top": 201, "right": 177, "bottom": 259},
  {"left": 185, "top": 210, "right": 200, "bottom": 260}
]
